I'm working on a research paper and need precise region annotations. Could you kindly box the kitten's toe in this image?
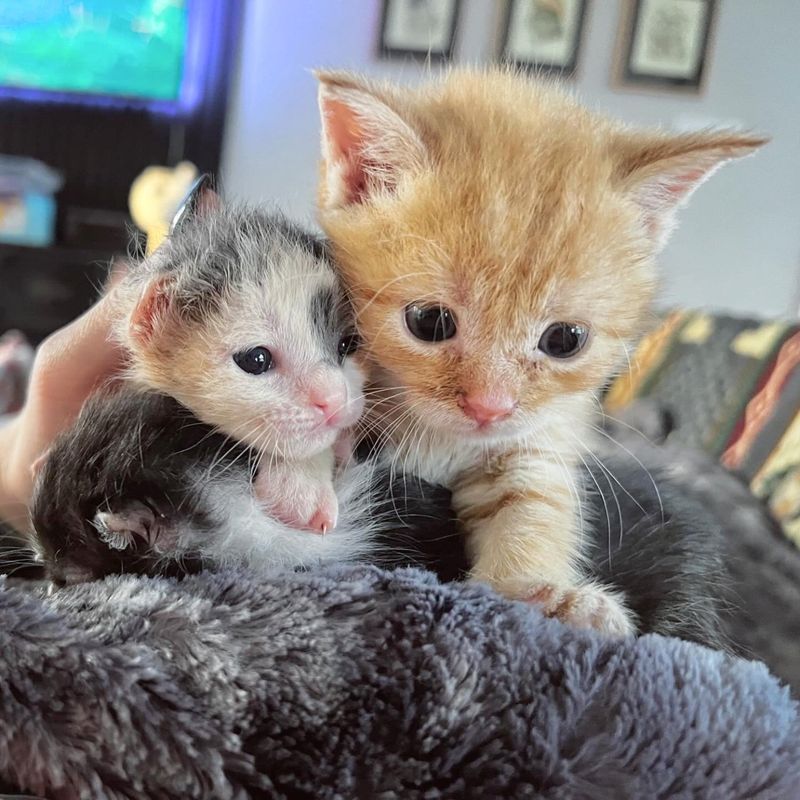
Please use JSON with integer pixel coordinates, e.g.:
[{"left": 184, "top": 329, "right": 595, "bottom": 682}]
[
  {"left": 522, "top": 581, "right": 636, "bottom": 637},
  {"left": 93, "top": 501, "right": 176, "bottom": 553},
  {"left": 306, "top": 488, "right": 339, "bottom": 534}
]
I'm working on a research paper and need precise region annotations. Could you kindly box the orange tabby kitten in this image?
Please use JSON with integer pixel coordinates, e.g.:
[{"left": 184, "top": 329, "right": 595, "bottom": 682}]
[{"left": 315, "top": 67, "right": 764, "bottom": 635}]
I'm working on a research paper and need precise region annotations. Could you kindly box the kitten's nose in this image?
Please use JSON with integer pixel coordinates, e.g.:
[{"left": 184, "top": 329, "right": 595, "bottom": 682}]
[
  {"left": 458, "top": 392, "right": 517, "bottom": 427},
  {"left": 308, "top": 381, "right": 348, "bottom": 425}
]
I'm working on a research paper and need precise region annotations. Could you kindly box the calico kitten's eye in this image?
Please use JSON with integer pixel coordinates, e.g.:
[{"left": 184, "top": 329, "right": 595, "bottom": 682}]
[
  {"left": 337, "top": 331, "right": 361, "bottom": 364},
  {"left": 233, "top": 346, "right": 274, "bottom": 375},
  {"left": 538, "top": 323, "right": 589, "bottom": 359},
  {"left": 404, "top": 303, "right": 457, "bottom": 343}
]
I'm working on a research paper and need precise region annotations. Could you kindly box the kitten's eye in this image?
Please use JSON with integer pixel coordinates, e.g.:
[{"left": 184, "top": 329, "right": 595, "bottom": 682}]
[
  {"left": 337, "top": 331, "right": 361, "bottom": 364},
  {"left": 538, "top": 323, "right": 589, "bottom": 359},
  {"left": 404, "top": 303, "right": 457, "bottom": 343},
  {"left": 233, "top": 346, "right": 274, "bottom": 375}
]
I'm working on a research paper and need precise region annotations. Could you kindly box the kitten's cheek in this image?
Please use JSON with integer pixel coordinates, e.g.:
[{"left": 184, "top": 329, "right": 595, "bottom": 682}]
[{"left": 341, "top": 394, "right": 365, "bottom": 427}]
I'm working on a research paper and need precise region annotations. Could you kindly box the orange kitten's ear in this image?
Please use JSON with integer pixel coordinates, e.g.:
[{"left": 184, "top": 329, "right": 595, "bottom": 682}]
[
  {"left": 316, "top": 70, "right": 428, "bottom": 209},
  {"left": 130, "top": 277, "right": 177, "bottom": 345},
  {"left": 615, "top": 130, "right": 768, "bottom": 250}
]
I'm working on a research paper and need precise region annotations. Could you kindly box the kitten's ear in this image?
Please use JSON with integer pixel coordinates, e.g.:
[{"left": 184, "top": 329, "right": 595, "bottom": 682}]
[
  {"left": 615, "top": 130, "right": 767, "bottom": 251},
  {"left": 129, "top": 276, "right": 177, "bottom": 345},
  {"left": 316, "top": 71, "right": 428, "bottom": 209},
  {"left": 170, "top": 173, "right": 221, "bottom": 233}
]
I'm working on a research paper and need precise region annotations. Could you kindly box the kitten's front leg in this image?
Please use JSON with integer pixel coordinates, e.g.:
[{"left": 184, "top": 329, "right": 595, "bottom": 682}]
[
  {"left": 254, "top": 449, "right": 338, "bottom": 533},
  {"left": 452, "top": 452, "right": 636, "bottom": 637}
]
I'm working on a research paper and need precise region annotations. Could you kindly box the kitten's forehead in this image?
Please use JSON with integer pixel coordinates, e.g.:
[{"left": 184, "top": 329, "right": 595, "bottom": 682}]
[
  {"left": 163, "top": 205, "right": 345, "bottom": 360},
  {"left": 350, "top": 155, "right": 637, "bottom": 335},
  {"left": 221, "top": 257, "right": 343, "bottom": 364}
]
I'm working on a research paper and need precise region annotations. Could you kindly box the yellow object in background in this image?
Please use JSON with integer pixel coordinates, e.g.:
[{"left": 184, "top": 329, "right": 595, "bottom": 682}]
[{"left": 128, "top": 161, "right": 198, "bottom": 254}]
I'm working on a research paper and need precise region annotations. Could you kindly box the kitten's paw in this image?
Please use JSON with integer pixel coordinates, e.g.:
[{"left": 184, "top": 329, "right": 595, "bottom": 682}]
[
  {"left": 93, "top": 501, "right": 177, "bottom": 554},
  {"left": 511, "top": 581, "right": 635, "bottom": 637},
  {"left": 263, "top": 484, "right": 338, "bottom": 534},
  {"left": 255, "top": 468, "right": 339, "bottom": 533}
]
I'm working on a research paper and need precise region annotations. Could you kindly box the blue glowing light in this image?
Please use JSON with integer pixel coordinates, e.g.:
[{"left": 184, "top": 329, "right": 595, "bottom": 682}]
[{"left": 0, "top": 0, "right": 225, "bottom": 116}]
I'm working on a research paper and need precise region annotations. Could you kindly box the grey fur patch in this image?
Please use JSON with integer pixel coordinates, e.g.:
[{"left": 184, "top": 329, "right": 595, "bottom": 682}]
[
  {"left": 137, "top": 204, "right": 339, "bottom": 329},
  {"left": 309, "top": 284, "right": 340, "bottom": 359}
]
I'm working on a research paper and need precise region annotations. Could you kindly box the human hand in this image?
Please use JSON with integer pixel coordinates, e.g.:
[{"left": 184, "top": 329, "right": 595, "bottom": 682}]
[{"left": 0, "top": 289, "right": 126, "bottom": 532}]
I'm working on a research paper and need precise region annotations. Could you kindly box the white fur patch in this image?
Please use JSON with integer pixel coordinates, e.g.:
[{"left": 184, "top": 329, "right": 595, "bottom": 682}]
[{"left": 174, "top": 462, "right": 382, "bottom": 571}]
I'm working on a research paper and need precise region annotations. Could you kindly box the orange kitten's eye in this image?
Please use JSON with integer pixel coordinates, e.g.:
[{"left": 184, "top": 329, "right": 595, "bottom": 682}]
[
  {"left": 404, "top": 303, "right": 457, "bottom": 343},
  {"left": 538, "top": 323, "right": 589, "bottom": 359}
]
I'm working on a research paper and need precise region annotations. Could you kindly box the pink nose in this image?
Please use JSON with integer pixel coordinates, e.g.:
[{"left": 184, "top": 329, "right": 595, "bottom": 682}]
[
  {"left": 308, "top": 382, "right": 347, "bottom": 424},
  {"left": 458, "top": 392, "right": 517, "bottom": 426}
]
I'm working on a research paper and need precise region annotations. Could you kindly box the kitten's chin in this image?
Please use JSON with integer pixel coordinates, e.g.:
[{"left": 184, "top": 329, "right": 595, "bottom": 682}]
[
  {"left": 242, "top": 424, "right": 339, "bottom": 462},
  {"left": 459, "top": 422, "right": 525, "bottom": 446},
  {"left": 286, "top": 427, "right": 340, "bottom": 460}
]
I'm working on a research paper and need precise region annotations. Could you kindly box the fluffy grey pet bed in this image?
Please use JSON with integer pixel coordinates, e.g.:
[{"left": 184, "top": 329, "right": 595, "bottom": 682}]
[{"left": 1, "top": 565, "right": 798, "bottom": 800}]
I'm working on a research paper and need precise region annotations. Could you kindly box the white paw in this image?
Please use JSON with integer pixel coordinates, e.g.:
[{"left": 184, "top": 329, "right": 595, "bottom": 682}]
[
  {"left": 255, "top": 469, "right": 338, "bottom": 533},
  {"left": 505, "top": 580, "right": 636, "bottom": 637}
]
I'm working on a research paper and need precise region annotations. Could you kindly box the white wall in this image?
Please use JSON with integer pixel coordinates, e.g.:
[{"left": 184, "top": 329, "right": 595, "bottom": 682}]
[{"left": 221, "top": 0, "right": 800, "bottom": 318}]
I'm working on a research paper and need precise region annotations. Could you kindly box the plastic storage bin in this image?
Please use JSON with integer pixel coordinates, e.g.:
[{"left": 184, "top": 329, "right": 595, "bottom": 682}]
[{"left": 0, "top": 156, "right": 63, "bottom": 247}]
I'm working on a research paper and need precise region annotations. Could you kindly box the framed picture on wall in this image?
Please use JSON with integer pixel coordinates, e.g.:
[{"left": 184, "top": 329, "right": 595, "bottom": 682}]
[
  {"left": 501, "top": 0, "right": 588, "bottom": 76},
  {"left": 379, "top": 0, "right": 461, "bottom": 60},
  {"left": 616, "top": 0, "right": 717, "bottom": 92}
]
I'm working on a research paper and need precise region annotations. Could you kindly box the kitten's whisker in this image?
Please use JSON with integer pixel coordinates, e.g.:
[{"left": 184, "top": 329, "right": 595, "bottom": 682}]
[
  {"left": 591, "top": 425, "right": 665, "bottom": 527},
  {"left": 561, "top": 430, "right": 622, "bottom": 561}
]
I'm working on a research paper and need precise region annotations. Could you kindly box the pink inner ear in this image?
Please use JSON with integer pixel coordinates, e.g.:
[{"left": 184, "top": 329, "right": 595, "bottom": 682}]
[
  {"left": 195, "top": 187, "right": 221, "bottom": 217},
  {"left": 323, "top": 97, "right": 363, "bottom": 161},
  {"left": 321, "top": 96, "right": 374, "bottom": 205},
  {"left": 663, "top": 167, "right": 708, "bottom": 200},
  {"left": 635, "top": 164, "right": 716, "bottom": 239},
  {"left": 131, "top": 279, "right": 172, "bottom": 344}
]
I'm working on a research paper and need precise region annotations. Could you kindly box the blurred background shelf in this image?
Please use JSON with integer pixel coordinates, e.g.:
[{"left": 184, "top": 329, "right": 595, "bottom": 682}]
[{"left": 0, "top": 242, "right": 112, "bottom": 343}]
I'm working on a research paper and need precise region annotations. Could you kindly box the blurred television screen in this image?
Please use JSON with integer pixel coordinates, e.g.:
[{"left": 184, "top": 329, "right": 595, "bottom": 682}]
[{"left": 0, "top": 0, "right": 189, "bottom": 104}]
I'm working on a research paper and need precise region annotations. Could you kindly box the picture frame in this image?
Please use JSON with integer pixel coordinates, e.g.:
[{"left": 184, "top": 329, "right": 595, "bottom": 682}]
[
  {"left": 378, "top": 0, "right": 461, "bottom": 61},
  {"left": 501, "top": 0, "right": 589, "bottom": 77},
  {"left": 616, "top": 0, "right": 717, "bottom": 93}
]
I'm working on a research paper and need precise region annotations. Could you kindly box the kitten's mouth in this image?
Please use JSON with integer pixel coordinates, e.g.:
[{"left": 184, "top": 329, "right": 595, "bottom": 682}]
[
  {"left": 464, "top": 418, "right": 518, "bottom": 441},
  {"left": 415, "top": 409, "right": 519, "bottom": 443}
]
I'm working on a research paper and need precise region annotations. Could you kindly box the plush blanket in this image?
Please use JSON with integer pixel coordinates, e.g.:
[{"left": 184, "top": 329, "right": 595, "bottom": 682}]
[{"left": 0, "top": 566, "right": 797, "bottom": 800}]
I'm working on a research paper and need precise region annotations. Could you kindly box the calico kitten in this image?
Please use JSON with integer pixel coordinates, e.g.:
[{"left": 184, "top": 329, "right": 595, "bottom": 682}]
[
  {"left": 113, "top": 182, "right": 364, "bottom": 533},
  {"left": 31, "top": 195, "right": 375, "bottom": 582},
  {"left": 315, "top": 67, "right": 765, "bottom": 634}
]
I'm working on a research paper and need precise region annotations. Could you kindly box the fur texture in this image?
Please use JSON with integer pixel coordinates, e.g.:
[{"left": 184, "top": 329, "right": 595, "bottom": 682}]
[
  {"left": 28, "top": 390, "right": 733, "bottom": 650},
  {"left": 600, "top": 400, "right": 800, "bottom": 690},
  {"left": 114, "top": 203, "right": 364, "bottom": 463},
  {"left": 390, "top": 442, "right": 734, "bottom": 651},
  {"left": 30, "top": 389, "right": 389, "bottom": 584},
  {"left": 0, "top": 566, "right": 797, "bottom": 799},
  {"left": 29, "top": 204, "right": 390, "bottom": 580},
  {"left": 315, "top": 66, "right": 765, "bottom": 633}
]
